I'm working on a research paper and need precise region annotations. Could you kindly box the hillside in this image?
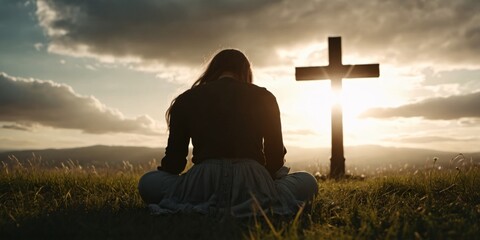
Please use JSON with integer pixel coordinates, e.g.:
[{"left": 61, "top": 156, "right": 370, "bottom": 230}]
[
  {"left": 2, "top": 159, "right": 479, "bottom": 239},
  {"left": 287, "top": 145, "right": 480, "bottom": 172},
  {"left": 0, "top": 145, "right": 164, "bottom": 169}
]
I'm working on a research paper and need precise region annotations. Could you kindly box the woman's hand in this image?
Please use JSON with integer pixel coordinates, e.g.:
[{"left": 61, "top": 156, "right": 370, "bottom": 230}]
[{"left": 274, "top": 166, "right": 290, "bottom": 179}]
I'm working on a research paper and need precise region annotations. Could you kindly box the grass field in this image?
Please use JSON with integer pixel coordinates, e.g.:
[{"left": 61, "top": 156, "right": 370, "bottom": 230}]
[{"left": 1, "top": 154, "right": 479, "bottom": 239}]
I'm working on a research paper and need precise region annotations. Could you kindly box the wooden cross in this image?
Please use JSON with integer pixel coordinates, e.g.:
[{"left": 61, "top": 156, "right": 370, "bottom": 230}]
[{"left": 295, "top": 37, "right": 380, "bottom": 179}]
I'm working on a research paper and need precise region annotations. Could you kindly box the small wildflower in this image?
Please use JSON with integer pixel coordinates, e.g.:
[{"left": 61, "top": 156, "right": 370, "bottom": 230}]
[
  {"left": 433, "top": 157, "right": 438, "bottom": 164},
  {"left": 314, "top": 171, "right": 327, "bottom": 181}
]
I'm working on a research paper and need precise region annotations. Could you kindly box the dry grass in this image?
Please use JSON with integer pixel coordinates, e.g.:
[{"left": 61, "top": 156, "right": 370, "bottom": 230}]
[{"left": 1, "top": 153, "right": 479, "bottom": 239}]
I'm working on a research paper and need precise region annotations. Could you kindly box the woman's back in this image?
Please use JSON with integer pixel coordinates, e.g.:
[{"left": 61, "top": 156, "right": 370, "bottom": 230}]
[{"left": 163, "top": 76, "right": 285, "bottom": 176}]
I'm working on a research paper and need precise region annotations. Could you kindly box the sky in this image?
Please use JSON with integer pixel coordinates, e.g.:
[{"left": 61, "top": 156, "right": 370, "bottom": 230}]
[{"left": 1, "top": 0, "right": 479, "bottom": 153}]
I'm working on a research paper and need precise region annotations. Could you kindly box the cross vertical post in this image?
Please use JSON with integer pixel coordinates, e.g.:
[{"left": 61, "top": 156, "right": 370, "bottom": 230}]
[
  {"left": 329, "top": 37, "right": 345, "bottom": 178},
  {"left": 330, "top": 75, "right": 345, "bottom": 178},
  {"left": 295, "top": 37, "right": 380, "bottom": 179}
]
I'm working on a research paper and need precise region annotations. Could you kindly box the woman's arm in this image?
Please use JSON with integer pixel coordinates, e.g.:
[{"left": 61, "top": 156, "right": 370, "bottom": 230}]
[
  {"left": 263, "top": 92, "right": 286, "bottom": 177},
  {"left": 160, "top": 96, "right": 190, "bottom": 175}
]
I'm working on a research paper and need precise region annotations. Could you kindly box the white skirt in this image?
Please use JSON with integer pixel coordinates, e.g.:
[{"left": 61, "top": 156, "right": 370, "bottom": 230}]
[{"left": 145, "top": 159, "right": 308, "bottom": 218}]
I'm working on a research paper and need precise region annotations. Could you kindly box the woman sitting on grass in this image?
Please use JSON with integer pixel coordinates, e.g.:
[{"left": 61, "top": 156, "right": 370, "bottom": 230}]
[{"left": 138, "top": 49, "right": 318, "bottom": 217}]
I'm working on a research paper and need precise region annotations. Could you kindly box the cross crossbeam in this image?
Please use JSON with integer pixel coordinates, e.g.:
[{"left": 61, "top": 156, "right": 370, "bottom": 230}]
[
  {"left": 295, "top": 37, "right": 380, "bottom": 178},
  {"left": 295, "top": 64, "right": 379, "bottom": 80}
]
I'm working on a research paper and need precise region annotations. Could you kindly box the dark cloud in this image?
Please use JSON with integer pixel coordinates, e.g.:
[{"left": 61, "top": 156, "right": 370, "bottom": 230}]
[
  {"left": 0, "top": 72, "right": 160, "bottom": 135},
  {"left": 361, "top": 91, "right": 480, "bottom": 120},
  {"left": 2, "top": 123, "right": 33, "bottom": 131},
  {"left": 35, "top": 0, "right": 480, "bottom": 68}
]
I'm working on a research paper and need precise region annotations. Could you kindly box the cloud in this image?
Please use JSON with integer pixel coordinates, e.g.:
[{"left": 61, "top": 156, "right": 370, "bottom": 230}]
[
  {"left": 0, "top": 72, "right": 160, "bottom": 135},
  {"left": 424, "top": 69, "right": 480, "bottom": 85},
  {"left": 35, "top": 0, "right": 480, "bottom": 69},
  {"left": 284, "top": 129, "right": 318, "bottom": 136},
  {"left": 2, "top": 123, "right": 34, "bottom": 131},
  {"left": 423, "top": 68, "right": 480, "bottom": 92},
  {"left": 34, "top": 42, "right": 44, "bottom": 51},
  {"left": 361, "top": 91, "right": 480, "bottom": 120},
  {"left": 391, "top": 136, "right": 480, "bottom": 143}
]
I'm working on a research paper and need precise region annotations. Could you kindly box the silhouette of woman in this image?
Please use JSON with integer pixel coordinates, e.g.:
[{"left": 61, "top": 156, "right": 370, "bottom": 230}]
[{"left": 138, "top": 49, "right": 318, "bottom": 217}]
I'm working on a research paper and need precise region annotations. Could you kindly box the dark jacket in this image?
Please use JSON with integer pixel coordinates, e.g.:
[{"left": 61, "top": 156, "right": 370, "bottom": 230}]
[{"left": 160, "top": 77, "right": 286, "bottom": 176}]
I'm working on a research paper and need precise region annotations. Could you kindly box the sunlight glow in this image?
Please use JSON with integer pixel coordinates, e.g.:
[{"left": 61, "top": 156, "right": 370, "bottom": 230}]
[
  {"left": 276, "top": 42, "right": 328, "bottom": 66},
  {"left": 329, "top": 88, "right": 343, "bottom": 108},
  {"left": 266, "top": 45, "right": 423, "bottom": 148}
]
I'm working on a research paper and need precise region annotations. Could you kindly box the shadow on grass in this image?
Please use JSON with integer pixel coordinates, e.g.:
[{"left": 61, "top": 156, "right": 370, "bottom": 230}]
[{"left": 1, "top": 207, "right": 247, "bottom": 240}]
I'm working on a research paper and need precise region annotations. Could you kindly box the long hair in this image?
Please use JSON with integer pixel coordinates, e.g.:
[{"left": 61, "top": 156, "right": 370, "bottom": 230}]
[{"left": 165, "top": 49, "right": 253, "bottom": 126}]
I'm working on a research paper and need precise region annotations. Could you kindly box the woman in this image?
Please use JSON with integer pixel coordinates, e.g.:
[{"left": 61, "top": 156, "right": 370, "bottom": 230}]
[{"left": 138, "top": 49, "right": 318, "bottom": 217}]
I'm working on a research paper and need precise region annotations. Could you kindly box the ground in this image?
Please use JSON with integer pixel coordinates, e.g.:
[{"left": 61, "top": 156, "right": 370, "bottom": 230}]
[{"left": 1, "top": 155, "right": 479, "bottom": 239}]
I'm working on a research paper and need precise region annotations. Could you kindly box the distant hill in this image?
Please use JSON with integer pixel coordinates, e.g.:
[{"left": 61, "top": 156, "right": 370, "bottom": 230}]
[
  {"left": 0, "top": 145, "right": 165, "bottom": 169},
  {"left": 287, "top": 145, "right": 480, "bottom": 172},
  {"left": 1, "top": 145, "right": 478, "bottom": 172}
]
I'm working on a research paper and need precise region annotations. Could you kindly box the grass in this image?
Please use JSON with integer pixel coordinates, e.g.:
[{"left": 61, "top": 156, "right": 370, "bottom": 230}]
[{"left": 0, "top": 154, "right": 479, "bottom": 239}]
